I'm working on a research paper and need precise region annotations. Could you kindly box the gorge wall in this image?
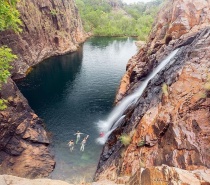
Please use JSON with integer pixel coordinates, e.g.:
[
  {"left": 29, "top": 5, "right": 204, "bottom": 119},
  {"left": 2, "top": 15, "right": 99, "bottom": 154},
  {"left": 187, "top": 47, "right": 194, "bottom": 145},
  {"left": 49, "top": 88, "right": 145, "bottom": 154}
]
[
  {"left": 95, "top": 0, "right": 210, "bottom": 184},
  {"left": 0, "top": 0, "right": 86, "bottom": 178},
  {"left": 0, "top": 0, "right": 87, "bottom": 80}
]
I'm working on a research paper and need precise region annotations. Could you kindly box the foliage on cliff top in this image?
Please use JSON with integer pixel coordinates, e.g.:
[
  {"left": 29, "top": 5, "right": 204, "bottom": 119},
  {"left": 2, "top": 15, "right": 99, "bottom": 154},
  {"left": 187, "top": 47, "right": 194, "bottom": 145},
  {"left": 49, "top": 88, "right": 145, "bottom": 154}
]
[
  {"left": 0, "top": 0, "right": 21, "bottom": 110},
  {"left": 0, "top": 0, "right": 22, "bottom": 32},
  {"left": 76, "top": 0, "right": 164, "bottom": 40}
]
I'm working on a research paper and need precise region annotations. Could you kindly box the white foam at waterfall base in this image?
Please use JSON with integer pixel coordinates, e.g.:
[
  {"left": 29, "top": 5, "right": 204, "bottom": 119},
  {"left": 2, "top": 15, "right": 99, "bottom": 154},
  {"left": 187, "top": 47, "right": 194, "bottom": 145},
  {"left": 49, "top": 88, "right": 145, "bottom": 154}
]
[{"left": 96, "top": 48, "right": 179, "bottom": 145}]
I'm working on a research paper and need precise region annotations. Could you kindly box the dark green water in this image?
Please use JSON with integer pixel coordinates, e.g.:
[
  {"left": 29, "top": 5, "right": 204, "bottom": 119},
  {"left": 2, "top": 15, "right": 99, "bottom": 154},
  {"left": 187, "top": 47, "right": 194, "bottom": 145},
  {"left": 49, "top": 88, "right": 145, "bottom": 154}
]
[{"left": 17, "top": 37, "right": 137, "bottom": 182}]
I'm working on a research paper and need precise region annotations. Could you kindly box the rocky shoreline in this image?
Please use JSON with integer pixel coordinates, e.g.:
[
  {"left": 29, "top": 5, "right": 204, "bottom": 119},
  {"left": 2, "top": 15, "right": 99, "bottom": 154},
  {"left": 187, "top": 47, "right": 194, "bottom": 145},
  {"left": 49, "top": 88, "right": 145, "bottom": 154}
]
[{"left": 0, "top": 0, "right": 87, "bottom": 178}]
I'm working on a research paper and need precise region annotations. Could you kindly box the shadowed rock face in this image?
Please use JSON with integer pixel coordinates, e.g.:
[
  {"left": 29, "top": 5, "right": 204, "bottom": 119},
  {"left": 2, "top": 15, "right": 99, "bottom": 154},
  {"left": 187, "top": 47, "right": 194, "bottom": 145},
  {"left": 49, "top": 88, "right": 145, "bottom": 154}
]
[
  {"left": 0, "top": 79, "right": 55, "bottom": 178},
  {"left": 95, "top": 0, "right": 210, "bottom": 184},
  {"left": 0, "top": 0, "right": 86, "bottom": 178},
  {"left": 0, "top": 0, "right": 87, "bottom": 80}
]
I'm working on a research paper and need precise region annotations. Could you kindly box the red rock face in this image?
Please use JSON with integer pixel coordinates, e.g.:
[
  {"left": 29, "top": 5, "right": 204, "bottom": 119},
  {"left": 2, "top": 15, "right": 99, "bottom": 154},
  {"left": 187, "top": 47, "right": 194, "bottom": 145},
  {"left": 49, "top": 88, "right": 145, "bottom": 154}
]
[
  {"left": 0, "top": 0, "right": 86, "bottom": 178},
  {"left": 95, "top": 0, "right": 210, "bottom": 184},
  {"left": 115, "top": 0, "right": 210, "bottom": 104},
  {"left": 0, "top": 79, "right": 55, "bottom": 178},
  {"left": 0, "top": 0, "right": 87, "bottom": 80}
]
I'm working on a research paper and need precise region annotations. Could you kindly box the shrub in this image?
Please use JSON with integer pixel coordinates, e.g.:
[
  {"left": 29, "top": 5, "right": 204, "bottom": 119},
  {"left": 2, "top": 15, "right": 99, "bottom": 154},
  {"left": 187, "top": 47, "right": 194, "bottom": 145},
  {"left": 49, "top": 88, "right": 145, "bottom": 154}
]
[
  {"left": 119, "top": 134, "right": 131, "bottom": 146},
  {"left": 0, "top": 99, "right": 8, "bottom": 111},
  {"left": 198, "top": 92, "right": 207, "bottom": 99},
  {"left": 204, "top": 82, "right": 210, "bottom": 91},
  {"left": 0, "top": 46, "right": 17, "bottom": 88},
  {"left": 137, "top": 140, "right": 145, "bottom": 147},
  {"left": 50, "top": 9, "right": 58, "bottom": 16},
  {"left": 162, "top": 83, "right": 169, "bottom": 96}
]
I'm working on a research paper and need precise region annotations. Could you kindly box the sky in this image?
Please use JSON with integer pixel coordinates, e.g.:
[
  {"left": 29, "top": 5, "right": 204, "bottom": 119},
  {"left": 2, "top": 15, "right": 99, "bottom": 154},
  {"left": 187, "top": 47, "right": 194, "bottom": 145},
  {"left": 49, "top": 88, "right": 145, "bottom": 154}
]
[{"left": 122, "top": 0, "right": 153, "bottom": 4}]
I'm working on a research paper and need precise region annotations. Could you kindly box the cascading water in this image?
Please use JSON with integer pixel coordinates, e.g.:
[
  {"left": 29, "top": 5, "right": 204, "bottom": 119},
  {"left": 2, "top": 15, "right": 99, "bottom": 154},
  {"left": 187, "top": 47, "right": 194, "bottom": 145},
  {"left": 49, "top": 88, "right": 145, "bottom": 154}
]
[{"left": 96, "top": 48, "right": 179, "bottom": 144}]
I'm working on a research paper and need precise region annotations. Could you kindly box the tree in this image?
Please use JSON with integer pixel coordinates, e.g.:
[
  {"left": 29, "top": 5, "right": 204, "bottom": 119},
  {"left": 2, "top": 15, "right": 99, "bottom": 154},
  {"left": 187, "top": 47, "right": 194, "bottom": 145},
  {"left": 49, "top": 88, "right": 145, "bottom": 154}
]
[
  {"left": 75, "top": 0, "right": 164, "bottom": 38},
  {"left": 0, "top": 0, "right": 22, "bottom": 32},
  {"left": 0, "top": 0, "right": 22, "bottom": 110},
  {"left": 0, "top": 46, "right": 17, "bottom": 88}
]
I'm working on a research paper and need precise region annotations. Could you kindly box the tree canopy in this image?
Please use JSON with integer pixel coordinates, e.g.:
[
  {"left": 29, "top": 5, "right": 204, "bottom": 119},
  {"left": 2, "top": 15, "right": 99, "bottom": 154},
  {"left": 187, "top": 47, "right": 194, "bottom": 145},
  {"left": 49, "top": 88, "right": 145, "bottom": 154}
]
[
  {"left": 0, "top": 0, "right": 22, "bottom": 32},
  {"left": 76, "top": 0, "right": 164, "bottom": 40}
]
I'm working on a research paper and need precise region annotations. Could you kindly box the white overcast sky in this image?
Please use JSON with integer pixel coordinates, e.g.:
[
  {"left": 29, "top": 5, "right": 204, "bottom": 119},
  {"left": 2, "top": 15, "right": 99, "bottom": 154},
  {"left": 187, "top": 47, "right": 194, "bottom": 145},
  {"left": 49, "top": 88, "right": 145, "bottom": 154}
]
[{"left": 122, "top": 0, "right": 153, "bottom": 4}]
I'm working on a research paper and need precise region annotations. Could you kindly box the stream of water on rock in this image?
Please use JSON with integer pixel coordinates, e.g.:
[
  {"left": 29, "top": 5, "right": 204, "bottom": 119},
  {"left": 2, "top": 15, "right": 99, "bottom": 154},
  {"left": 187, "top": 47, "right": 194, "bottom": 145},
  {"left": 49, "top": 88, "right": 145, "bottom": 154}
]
[
  {"left": 16, "top": 37, "right": 137, "bottom": 183},
  {"left": 96, "top": 48, "right": 179, "bottom": 144}
]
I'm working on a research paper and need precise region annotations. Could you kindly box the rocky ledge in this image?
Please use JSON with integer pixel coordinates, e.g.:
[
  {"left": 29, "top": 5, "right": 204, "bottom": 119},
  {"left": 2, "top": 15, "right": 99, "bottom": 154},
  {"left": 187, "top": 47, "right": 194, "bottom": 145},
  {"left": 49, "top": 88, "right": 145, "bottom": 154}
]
[
  {"left": 0, "top": 175, "right": 73, "bottom": 185},
  {"left": 130, "top": 165, "right": 210, "bottom": 185},
  {"left": 94, "top": 0, "right": 210, "bottom": 184},
  {"left": 115, "top": 0, "right": 210, "bottom": 104},
  {"left": 0, "top": 0, "right": 87, "bottom": 178},
  {"left": 0, "top": 78, "right": 55, "bottom": 178}
]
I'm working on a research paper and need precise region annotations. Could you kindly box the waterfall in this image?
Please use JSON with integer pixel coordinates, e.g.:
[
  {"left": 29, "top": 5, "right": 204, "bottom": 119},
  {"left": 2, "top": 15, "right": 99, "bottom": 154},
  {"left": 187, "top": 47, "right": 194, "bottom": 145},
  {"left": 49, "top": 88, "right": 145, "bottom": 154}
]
[{"left": 96, "top": 48, "right": 179, "bottom": 144}]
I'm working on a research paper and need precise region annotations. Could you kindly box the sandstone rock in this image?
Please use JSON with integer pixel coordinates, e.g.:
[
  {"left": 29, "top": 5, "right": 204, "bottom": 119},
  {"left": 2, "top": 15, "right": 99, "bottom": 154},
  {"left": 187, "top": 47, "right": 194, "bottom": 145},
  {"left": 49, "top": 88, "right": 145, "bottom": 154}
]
[
  {"left": 0, "top": 175, "right": 73, "bottom": 185},
  {"left": 0, "top": 79, "right": 55, "bottom": 178},
  {"left": 0, "top": 0, "right": 87, "bottom": 179},
  {"left": 92, "top": 180, "right": 124, "bottom": 185},
  {"left": 0, "top": 0, "right": 87, "bottom": 80},
  {"left": 140, "top": 165, "right": 210, "bottom": 185},
  {"left": 135, "top": 41, "right": 146, "bottom": 49},
  {"left": 95, "top": 0, "right": 210, "bottom": 183},
  {"left": 115, "top": 0, "right": 210, "bottom": 103}
]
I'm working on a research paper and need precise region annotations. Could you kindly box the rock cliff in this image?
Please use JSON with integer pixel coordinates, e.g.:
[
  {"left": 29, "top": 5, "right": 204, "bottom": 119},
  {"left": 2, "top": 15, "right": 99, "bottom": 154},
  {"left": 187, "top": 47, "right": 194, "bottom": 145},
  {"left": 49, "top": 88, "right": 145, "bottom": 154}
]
[
  {"left": 0, "top": 0, "right": 86, "bottom": 178},
  {"left": 0, "top": 79, "right": 55, "bottom": 178},
  {"left": 95, "top": 0, "right": 210, "bottom": 184},
  {"left": 0, "top": 0, "right": 87, "bottom": 79}
]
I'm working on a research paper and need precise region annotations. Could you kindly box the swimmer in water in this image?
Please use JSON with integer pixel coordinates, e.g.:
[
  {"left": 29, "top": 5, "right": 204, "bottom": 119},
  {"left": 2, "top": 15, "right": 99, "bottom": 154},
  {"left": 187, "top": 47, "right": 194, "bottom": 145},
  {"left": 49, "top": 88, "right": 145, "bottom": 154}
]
[
  {"left": 74, "top": 131, "right": 84, "bottom": 144},
  {"left": 68, "top": 140, "right": 74, "bottom": 152},
  {"left": 80, "top": 135, "right": 89, "bottom": 151},
  {"left": 99, "top": 132, "right": 104, "bottom": 137}
]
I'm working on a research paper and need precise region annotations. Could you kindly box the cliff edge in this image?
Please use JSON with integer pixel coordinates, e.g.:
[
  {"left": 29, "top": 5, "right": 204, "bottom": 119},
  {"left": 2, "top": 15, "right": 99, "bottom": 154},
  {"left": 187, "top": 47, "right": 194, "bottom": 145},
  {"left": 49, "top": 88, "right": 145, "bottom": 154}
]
[
  {"left": 0, "top": 0, "right": 87, "bottom": 80},
  {"left": 95, "top": 0, "right": 210, "bottom": 184},
  {"left": 0, "top": 0, "right": 86, "bottom": 178}
]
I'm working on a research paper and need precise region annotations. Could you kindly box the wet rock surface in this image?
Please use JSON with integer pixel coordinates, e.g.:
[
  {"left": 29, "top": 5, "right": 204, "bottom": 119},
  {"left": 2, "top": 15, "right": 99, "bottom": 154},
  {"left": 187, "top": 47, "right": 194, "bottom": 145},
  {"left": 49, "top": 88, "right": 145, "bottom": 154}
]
[{"left": 95, "top": 0, "right": 210, "bottom": 184}]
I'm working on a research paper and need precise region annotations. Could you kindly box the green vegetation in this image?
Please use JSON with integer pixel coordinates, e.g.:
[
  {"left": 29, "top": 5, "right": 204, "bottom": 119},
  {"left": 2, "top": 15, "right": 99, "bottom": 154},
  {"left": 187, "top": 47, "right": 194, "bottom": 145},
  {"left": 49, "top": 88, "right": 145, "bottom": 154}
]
[
  {"left": 0, "top": 0, "right": 22, "bottom": 110},
  {"left": 197, "top": 92, "right": 206, "bottom": 99},
  {"left": 75, "top": 0, "right": 163, "bottom": 40},
  {"left": 119, "top": 134, "right": 131, "bottom": 146},
  {"left": 137, "top": 139, "right": 145, "bottom": 147},
  {"left": 50, "top": 9, "right": 58, "bottom": 16},
  {"left": 0, "top": 0, "right": 22, "bottom": 32},
  {"left": 0, "top": 46, "right": 17, "bottom": 87},
  {"left": 204, "top": 82, "right": 210, "bottom": 91},
  {"left": 204, "top": 73, "right": 210, "bottom": 98},
  {"left": 0, "top": 99, "right": 8, "bottom": 110},
  {"left": 162, "top": 83, "right": 169, "bottom": 96}
]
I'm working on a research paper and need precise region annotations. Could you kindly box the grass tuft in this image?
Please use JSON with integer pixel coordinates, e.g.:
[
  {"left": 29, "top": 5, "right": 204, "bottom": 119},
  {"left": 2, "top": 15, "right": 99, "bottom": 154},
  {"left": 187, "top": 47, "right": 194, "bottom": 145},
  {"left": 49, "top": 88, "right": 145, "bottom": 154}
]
[{"left": 119, "top": 134, "right": 131, "bottom": 146}]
